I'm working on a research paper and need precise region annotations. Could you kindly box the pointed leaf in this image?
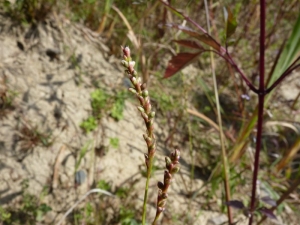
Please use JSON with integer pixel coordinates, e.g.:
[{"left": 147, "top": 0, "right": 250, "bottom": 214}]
[
  {"left": 172, "top": 40, "right": 204, "bottom": 49},
  {"left": 224, "top": 6, "right": 237, "bottom": 39},
  {"left": 166, "top": 24, "right": 224, "bottom": 53},
  {"left": 268, "top": 14, "right": 300, "bottom": 90},
  {"left": 225, "top": 200, "right": 245, "bottom": 209},
  {"left": 259, "top": 208, "right": 277, "bottom": 220},
  {"left": 164, "top": 52, "right": 201, "bottom": 78},
  {"left": 260, "top": 196, "right": 277, "bottom": 207}
]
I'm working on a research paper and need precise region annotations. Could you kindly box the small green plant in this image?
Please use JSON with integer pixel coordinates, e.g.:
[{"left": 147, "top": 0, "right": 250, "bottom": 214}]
[
  {"left": 90, "top": 88, "right": 127, "bottom": 120},
  {"left": 97, "top": 180, "right": 111, "bottom": 191},
  {"left": 80, "top": 116, "right": 97, "bottom": 133},
  {"left": 91, "top": 89, "right": 109, "bottom": 119},
  {"left": 72, "top": 202, "right": 95, "bottom": 225},
  {"left": 116, "top": 187, "right": 130, "bottom": 199},
  {"left": 110, "top": 91, "right": 127, "bottom": 121},
  {"left": 75, "top": 141, "right": 91, "bottom": 172},
  {"left": 0, "top": 76, "right": 18, "bottom": 119},
  {"left": 109, "top": 137, "right": 119, "bottom": 149},
  {"left": 81, "top": 89, "right": 127, "bottom": 132},
  {"left": 119, "top": 207, "right": 139, "bottom": 225},
  {"left": 83, "top": 202, "right": 94, "bottom": 224},
  {"left": 1, "top": 180, "right": 52, "bottom": 224},
  {"left": 18, "top": 123, "right": 53, "bottom": 151},
  {"left": 0, "top": 89, "right": 17, "bottom": 110},
  {"left": 3, "top": 0, "right": 56, "bottom": 24},
  {"left": 0, "top": 206, "right": 11, "bottom": 223}
]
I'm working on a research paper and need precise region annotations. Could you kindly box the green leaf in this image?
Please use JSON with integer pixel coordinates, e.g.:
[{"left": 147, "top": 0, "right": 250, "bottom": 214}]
[
  {"left": 267, "top": 13, "right": 300, "bottom": 90},
  {"left": 109, "top": 137, "right": 119, "bottom": 148},
  {"left": 80, "top": 116, "right": 97, "bottom": 133},
  {"left": 224, "top": 6, "right": 237, "bottom": 39},
  {"left": 97, "top": 180, "right": 111, "bottom": 191},
  {"left": 110, "top": 91, "right": 127, "bottom": 121},
  {"left": 75, "top": 141, "right": 91, "bottom": 171}
]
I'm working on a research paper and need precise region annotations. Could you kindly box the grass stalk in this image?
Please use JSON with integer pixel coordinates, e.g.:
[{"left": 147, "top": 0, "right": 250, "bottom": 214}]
[{"left": 204, "top": 0, "right": 233, "bottom": 223}]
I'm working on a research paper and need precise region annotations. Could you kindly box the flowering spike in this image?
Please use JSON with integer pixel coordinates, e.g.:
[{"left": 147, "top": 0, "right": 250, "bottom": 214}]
[
  {"left": 122, "top": 46, "right": 130, "bottom": 58},
  {"left": 158, "top": 199, "right": 167, "bottom": 207},
  {"left": 157, "top": 207, "right": 164, "bottom": 213},
  {"left": 136, "top": 76, "right": 141, "bottom": 83},
  {"left": 142, "top": 90, "right": 149, "bottom": 97},
  {"left": 129, "top": 61, "right": 136, "bottom": 68},
  {"left": 165, "top": 157, "right": 172, "bottom": 167},
  {"left": 141, "top": 112, "right": 148, "bottom": 121},
  {"left": 170, "top": 164, "right": 180, "bottom": 174},
  {"left": 131, "top": 77, "right": 137, "bottom": 85},
  {"left": 121, "top": 60, "right": 129, "bottom": 68},
  {"left": 157, "top": 181, "right": 164, "bottom": 190},
  {"left": 128, "top": 88, "right": 137, "bottom": 95},
  {"left": 122, "top": 46, "right": 158, "bottom": 225},
  {"left": 170, "top": 149, "right": 180, "bottom": 162},
  {"left": 149, "top": 111, "right": 155, "bottom": 118},
  {"left": 137, "top": 106, "right": 145, "bottom": 113}
]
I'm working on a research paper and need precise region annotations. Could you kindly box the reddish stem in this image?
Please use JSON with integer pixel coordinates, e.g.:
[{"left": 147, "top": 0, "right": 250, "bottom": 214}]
[{"left": 248, "top": 1, "right": 265, "bottom": 224}]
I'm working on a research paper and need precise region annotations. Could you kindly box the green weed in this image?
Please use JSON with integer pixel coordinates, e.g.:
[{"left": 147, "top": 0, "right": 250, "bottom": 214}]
[
  {"left": 0, "top": 180, "right": 52, "bottom": 224},
  {"left": 109, "top": 137, "right": 119, "bottom": 149},
  {"left": 75, "top": 141, "right": 91, "bottom": 172},
  {"left": 110, "top": 91, "right": 127, "bottom": 121},
  {"left": 91, "top": 89, "right": 109, "bottom": 119},
  {"left": 0, "top": 206, "right": 11, "bottom": 223},
  {"left": 18, "top": 124, "right": 53, "bottom": 151},
  {"left": 80, "top": 116, "right": 97, "bottom": 133},
  {"left": 97, "top": 180, "right": 111, "bottom": 191},
  {"left": 119, "top": 207, "right": 139, "bottom": 225}
]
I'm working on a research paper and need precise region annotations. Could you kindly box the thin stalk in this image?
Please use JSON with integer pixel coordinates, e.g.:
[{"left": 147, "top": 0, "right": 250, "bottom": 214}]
[
  {"left": 248, "top": 1, "right": 265, "bottom": 224},
  {"left": 143, "top": 157, "right": 154, "bottom": 224},
  {"left": 204, "top": 1, "right": 233, "bottom": 224}
]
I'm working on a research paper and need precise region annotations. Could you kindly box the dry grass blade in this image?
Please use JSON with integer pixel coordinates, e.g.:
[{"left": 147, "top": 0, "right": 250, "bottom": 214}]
[
  {"left": 52, "top": 145, "right": 66, "bottom": 189},
  {"left": 265, "top": 121, "right": 299, "bottom": 134},
  {"left": 187, "top": 108, "right": 220, "bottom": 132},
  {"left": 276, "top": 138, "right": 300, "bottom": 172},
  {"left": 112, "top": 5, "right": 140, "bottom": 49}
]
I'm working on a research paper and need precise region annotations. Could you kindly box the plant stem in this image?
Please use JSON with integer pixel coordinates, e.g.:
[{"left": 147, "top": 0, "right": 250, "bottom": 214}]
[
  {"left": 142, "top": 157, "right": 154, "bottom": 224},
  {"left": 203, "top": 0, "right": 233, "bottom": 224},
  {"left": 248, "top": 1, "right": 265, "bottom": 224}
]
